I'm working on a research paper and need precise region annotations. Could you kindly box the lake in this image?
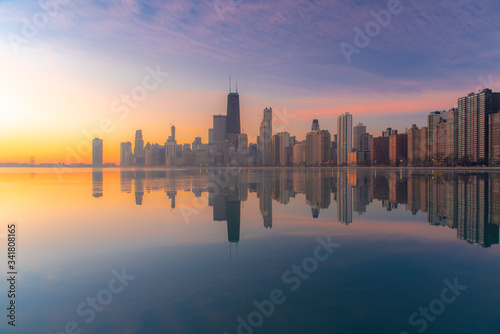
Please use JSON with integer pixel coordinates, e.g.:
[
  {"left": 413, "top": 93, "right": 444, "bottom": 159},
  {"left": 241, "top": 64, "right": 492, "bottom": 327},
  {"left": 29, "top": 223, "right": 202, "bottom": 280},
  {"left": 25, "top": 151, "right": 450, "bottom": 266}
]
[{"left": 1, "top": 167, "right": 499, "bottom": 334}]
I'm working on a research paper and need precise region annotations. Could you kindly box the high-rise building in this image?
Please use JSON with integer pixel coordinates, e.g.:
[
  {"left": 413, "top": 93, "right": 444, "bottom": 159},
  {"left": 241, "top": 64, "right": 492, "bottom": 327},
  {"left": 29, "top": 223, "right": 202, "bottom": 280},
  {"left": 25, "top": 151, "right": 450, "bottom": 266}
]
[
  {"left": 371, "top": 136, "right": 389, "bottom": 165},
  {"left": 353, "top": 123, "right": 367, "bottom": 152},
  {"left": 170, "top": 125, "right": 175, "bottom": 141},
  {"left": 144, "top": 142, "right": 152, "bottom": 166},
  {"left": 337, "top": 112, "right": 352, "bottom": 166},
  {"left": 306, "top": 129, "right": 331, "bottom": 164},
  {"left": 446, "top": 108, "right": 459, "bottom": 165},
  {"left": 293, "top": 140, "right": 306, "bottom": 165},
  {"left": 238, "top": 133, "right": 248, "bottom": 151},
  {"left": 208, "top": 128, "right": 214, "bottom": 144},
  {"left": 427, "top": 111, "right": 444, "bottom": 163},
  {"left": 408, "top": 125, "right": 427, "bottom": 165},
  {"left": 389, "top": 133, "right": 408, "bottom": 166},
  {"left": 165, "top": 126, "right": 177, "bottom": 162},
  {"left": 258, "top": 107, "right": 272, "bottom": 165},
  {"left": 458, "top": 89, "right": 500, "bottom": 165},
  {"left": 226, "top": 86, "right": 241, "bottom": 148},
  {"left": 192, "top": 137, "right": 202, "bottom": 151},
  {"left": 275, "top": 132, "right": 291, "bottom": 166},
  {"left": 354, "top": 132, "right": 371, "bottom": 165},
  {"left": 271, "top": 134, "right": 280, "bottom": 166},
  {"left": 120, "top": 142, "right": 132, "bottom": 166},
  {"left": 92, "top": 138, "right": 103, "bottom": 166},
  {"left": 437, "top": 119, "right": 447, "bottom": 162},
  {"left": 134, "top": 130, "right": 145, "bottom": 166},
  {"left": 382, "top": 127, "right": 397, "bottom": 138},
  {"left": 311, "top": 119, "right": 320, "bottom": 131},
  {"left": 490, "top": 112, "right": 500, "bottom": 166}
]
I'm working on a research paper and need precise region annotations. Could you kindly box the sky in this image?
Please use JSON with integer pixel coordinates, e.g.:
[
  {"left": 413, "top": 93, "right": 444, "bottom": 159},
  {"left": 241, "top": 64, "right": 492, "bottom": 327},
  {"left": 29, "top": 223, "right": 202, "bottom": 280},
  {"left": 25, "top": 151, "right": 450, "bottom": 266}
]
[{"left": 0, "top": 0, "right": 499, "bottom": 164}]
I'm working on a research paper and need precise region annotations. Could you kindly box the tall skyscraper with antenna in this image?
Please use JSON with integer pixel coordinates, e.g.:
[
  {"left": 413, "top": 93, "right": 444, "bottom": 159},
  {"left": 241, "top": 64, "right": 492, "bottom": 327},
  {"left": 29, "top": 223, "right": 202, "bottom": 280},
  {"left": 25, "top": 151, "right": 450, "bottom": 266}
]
[{"left": 226, "top": 75, "right": 241, "bottom": 148}]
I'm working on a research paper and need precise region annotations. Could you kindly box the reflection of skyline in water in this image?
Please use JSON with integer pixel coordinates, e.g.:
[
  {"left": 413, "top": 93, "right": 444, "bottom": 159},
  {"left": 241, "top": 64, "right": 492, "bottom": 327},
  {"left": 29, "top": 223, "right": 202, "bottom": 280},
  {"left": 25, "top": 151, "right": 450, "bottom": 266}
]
[{"left": 92, "top": 168, "right": 500, "bottom": 248}]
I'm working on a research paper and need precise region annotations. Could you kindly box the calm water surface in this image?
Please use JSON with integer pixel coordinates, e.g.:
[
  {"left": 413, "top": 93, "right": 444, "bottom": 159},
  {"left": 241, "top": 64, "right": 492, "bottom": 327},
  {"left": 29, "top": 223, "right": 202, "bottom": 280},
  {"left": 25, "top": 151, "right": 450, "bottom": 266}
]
[{"left": 1, "top": 167, "right": 500, "bottom": 334}]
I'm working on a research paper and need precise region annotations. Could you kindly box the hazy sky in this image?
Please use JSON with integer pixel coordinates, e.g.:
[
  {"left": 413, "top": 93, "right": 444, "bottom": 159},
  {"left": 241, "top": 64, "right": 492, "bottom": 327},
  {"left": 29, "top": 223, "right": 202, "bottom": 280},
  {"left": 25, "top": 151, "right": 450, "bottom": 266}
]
[{"left": 1, "top": 0, "right": 500, "bottom": 163}]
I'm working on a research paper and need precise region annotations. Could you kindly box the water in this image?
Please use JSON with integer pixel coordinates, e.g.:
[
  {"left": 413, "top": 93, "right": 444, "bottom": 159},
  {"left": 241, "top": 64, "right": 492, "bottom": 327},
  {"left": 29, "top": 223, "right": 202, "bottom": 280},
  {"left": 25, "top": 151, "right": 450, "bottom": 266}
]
[{"left": 1, "top": 167, "right": 500, "bottom": 334}]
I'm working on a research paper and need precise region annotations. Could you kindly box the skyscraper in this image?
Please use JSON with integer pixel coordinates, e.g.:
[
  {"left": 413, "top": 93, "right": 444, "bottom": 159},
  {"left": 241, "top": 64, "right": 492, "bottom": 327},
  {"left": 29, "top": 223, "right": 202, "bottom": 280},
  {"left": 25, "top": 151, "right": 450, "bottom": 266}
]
[
  {"left": 389, "top": 133, "right": 408, "bottom": 166},
  {"left": 446, "top": 108, "right": 459, "bottom": 165},
  {"left": 353, "top": 123, "right": 367, "bottom": 151},
  {"left": 92, "top": 138, "right": 103, "bottom": 166},
  {"left": 311, "top": 119, "right": 320, "bottom": 131},
  {"left": 458, "top": 88, "right": 500, "bottom": 165},
  {"left": 427, "top": 111, "right": 444, "bottom": 163},
  {"left": 306, "top": 128, "right": 331, "bottom": 165},
  {"left": 213, "top": 114, "right": 227, "bottom": 164},
  {"left": 208, "top": 128, "right": 214, "bottom": 144},
  {"left": 490, "top": 112, "right": 500, "bottom": 166},
  {"left": 337, "top": 112, "right": 353, "bottom": 166},
  {"left": 271, "top": 134, "right": 280, "bottom": 166},
  {"left": 120, "top": 142, "right": 132, "bottom": 166},
  {"left": 258, "top": 107, "right": 272, "bottom": 165},
  {"left": 134, "top": 130, "right": 145, "bottom": 166},
  {"left": 226, "top": 83, "right": 241, "bottom": 148},
  {"left": 238, "top": 133, "right": 248, "bottom": 151}
]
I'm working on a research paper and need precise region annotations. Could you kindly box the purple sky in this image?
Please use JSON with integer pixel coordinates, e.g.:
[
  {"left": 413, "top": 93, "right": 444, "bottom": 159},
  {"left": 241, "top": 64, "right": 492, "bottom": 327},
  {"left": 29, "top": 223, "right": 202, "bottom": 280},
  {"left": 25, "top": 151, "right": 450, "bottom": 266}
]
[{"left": 1, "top": 0, "right": 500, "bottom": 162}]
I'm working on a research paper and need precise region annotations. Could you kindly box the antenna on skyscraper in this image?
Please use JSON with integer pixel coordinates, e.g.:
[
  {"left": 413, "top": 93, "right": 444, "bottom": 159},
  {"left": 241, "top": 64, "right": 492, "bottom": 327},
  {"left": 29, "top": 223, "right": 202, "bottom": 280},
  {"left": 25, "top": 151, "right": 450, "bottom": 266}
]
[
  {"left": 229, "top": 73, "right": 231, "bottom": 93},
  {"left": 236, "top": 76, "right": 238, "bottom": 93}
]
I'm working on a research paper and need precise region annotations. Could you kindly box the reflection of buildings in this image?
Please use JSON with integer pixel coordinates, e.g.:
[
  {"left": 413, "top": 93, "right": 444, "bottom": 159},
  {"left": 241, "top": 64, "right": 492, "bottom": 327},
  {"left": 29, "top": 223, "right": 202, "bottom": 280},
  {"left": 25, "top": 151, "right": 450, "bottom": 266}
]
[
  {"left": 258, "top": 172, "right": 273, "bottom": 228},
  {"left": 92, "top": 169, "right": 103, "bottom": 198},
  {"left": 337, "top": 170, "right": 352, "bottom": 224},
  {"left": 407, "top": 172, "right": 500, "bottom": 248},
  {"left": 109, "top": 169, "right": 500, "bottom": 248},
  {"left": 134, "top": 170, "right": 145, "bottom": 205},
  {"left": 353, "top": 170, "right": 371, "bottom": 214},
  {"left": 306, "top": 170, "right": 331, "bottom": 218}
]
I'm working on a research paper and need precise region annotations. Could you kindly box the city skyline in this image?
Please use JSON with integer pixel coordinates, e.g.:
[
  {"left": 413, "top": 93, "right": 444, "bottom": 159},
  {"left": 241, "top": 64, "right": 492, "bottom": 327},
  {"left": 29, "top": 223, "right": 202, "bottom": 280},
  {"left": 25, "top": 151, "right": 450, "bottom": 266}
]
[
  {"left": 3, "top": 84, "right": 500, "bottom": 167},
  {"left": 1, "top": 1, "right": 500, "bottom": 164}
]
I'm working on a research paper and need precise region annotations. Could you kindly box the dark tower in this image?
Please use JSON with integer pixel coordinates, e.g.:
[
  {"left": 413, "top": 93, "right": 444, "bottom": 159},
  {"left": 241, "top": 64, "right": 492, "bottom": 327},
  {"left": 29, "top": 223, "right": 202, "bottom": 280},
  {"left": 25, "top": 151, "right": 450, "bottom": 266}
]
[{"left": 226, "top": 76, "right": 241, "bottom": 148}]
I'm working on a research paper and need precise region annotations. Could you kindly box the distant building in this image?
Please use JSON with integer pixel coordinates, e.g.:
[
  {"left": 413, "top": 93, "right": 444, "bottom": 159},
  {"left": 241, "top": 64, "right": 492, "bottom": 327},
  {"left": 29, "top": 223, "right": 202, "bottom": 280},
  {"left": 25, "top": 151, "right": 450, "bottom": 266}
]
[
  {"left": 238, "top": 133, "right": 248, "bottom": 151},
  {"left": 144, "top": 142, "right": 152, "bottom": 166},
  {"left": 382, "top": 127, "right": 397, "bottom": 138},
  {"left": 408, "top": 125, "right": 427, "bottom": 165},
  {"left": 226, "top": 89, "right": 241, "bottom": 148},
  {"left": 134, "top": 130, "right": 145, "bottom": 166},
  {"left": 120, "top": 142, "right": 133, "bottom": 166},
  {"left": 208, "top": 128, "right": 214, "bottom": 144},
  {"left": 92, "top": 138, "right": 103, "bottom": 166},
  {"left": 389, "top": 133, "right": 408, "bottom": 166},
  {"left": 192, "top": 137, "right": 202, "bottom": 151},
  {"left": 446, "top": 108, "right": 459, "bottom": 165},
  {"left": 258, "top": 107, "right": 272, "bottom": 165},
  {"left": 356, "top": 132, "right": 371, "bottom": 165},
  {"left": 353, "top": 123, "right": 367, "bottom": 152},
  {"left": 293, "top": 141, "right": 306, "bottom": 165},
  {"left": 427, "top": 111, "right": 445, "bottom": 163},
  {"left": 311, "top": 119, "right": 320, "bottom": 131},
  {"left": 371, "top": 136, "right": 389, "bottom": 165},
  {"left": 458, "top": 89, "right": 500, "bottom": 165},
  {"left": 337, "top": 112, "right": 352, "bottom": 166},
  {"left": 271, "top": 134, "right": 280, "bottom": 165},
  {"left": 306, "top": 128, "right": 331, "bottom": 165},
  {"left": 490, "top": 112, "right": 500, "bottom": 166}
]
